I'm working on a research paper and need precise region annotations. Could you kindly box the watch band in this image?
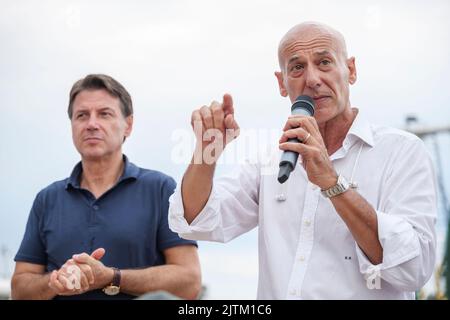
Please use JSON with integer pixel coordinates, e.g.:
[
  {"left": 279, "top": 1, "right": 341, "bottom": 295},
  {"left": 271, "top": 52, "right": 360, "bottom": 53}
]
[
  {"left": 111, "top": 267, "right": 121, "bottom": 287},
  {"left": 102, "top": 267, "right": 121, "bottom": 296},
  {"left": 321, "top": 174, "right": 350, "bottom": 198}
]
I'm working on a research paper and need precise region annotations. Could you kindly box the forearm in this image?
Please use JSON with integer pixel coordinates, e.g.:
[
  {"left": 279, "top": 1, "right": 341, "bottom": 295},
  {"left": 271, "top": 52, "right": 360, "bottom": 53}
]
[
  {"left": 11, "top": 273, "right": 56, "bottom": 300},
  {"left": 330, "top": 189, "right": 383, "bottom": 265},
  {"left": 120, "top": 264, "right": 201, "bottom": 299},
  {"left": 181, "top": 159, "right": 216, "bottom": 224}
]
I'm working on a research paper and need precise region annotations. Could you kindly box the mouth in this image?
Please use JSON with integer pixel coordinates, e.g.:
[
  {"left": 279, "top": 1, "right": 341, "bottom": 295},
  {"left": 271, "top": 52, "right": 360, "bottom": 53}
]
[
  {"left": 84, "top": 137, "right": 103, "bottom": 142},
  {"left": 312, "top": 96, "right": 331, "bottom": 104}
]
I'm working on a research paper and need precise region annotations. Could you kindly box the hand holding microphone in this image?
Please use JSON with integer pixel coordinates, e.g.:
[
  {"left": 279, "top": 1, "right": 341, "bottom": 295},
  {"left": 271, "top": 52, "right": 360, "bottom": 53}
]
[
  {"left": 278, "top": 96, "right": 315, "bottom": 183},
  {"left": 278, "top": 95, "right": 338, "bottom": 189}
]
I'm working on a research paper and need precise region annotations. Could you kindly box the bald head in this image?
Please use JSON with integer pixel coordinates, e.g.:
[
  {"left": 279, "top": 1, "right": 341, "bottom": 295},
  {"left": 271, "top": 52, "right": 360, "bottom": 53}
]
[{"left": 278, "top": 22, "right": 348, "bottom": 68}]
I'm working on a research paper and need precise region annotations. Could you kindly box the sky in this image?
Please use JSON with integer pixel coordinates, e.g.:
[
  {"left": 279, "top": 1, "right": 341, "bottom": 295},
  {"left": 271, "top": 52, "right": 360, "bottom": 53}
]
[{"left": 1, "top": 0, "right": 450, "bottom": 299}]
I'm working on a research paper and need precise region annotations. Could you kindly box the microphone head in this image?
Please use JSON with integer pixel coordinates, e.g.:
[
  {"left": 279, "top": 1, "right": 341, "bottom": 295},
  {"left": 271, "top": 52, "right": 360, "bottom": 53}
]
[{"left": 291, "top": 95, "right": 315, "bottom": 116}]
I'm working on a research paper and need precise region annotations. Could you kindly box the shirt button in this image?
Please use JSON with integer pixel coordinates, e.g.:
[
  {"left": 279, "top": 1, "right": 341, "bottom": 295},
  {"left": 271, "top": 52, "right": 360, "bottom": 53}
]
[
  {"left": 93, "top": 205, "right": 99, "bottom": 210},
  {"left": 304, "top": 219, "right": 311, "bottom": 227},
  {"left": 299, "top": 256, "right": 305, "bottom": 262},
  {"left": 290, "top": 289, "right": 296, "bottom": 295}
]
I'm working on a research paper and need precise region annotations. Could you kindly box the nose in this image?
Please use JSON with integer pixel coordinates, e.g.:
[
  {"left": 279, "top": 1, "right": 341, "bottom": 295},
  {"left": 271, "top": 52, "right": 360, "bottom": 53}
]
[
  {"left": 304, "top": 66, "right": 322, "bottom": 90},
  {"left": 87, "top": 114, "right": 100, "bottom": 130}
]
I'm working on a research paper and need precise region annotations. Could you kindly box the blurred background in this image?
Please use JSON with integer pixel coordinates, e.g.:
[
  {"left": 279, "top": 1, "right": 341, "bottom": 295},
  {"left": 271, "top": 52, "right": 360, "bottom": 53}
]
[{"left": 1, "top": 0, "right": 449, "bottom": 299}]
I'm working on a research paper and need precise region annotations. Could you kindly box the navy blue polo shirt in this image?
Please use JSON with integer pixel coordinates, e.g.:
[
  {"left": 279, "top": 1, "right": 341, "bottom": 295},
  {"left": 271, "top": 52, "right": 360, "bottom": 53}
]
[{"left": 15, "top": 155, "right": 196, "bottom": 300}]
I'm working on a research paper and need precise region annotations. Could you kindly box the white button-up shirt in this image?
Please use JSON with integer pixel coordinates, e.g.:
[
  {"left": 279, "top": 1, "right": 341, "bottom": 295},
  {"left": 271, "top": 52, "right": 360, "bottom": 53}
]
[{"left": 169, "top": 110, "right": 437, "bottom": 299}]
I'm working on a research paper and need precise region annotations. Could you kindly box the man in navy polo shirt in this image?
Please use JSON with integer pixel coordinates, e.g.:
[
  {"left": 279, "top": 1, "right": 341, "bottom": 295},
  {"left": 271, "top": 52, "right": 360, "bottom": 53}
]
[{"left": 11, "top": 74, "right": 201, "bottom": 300}]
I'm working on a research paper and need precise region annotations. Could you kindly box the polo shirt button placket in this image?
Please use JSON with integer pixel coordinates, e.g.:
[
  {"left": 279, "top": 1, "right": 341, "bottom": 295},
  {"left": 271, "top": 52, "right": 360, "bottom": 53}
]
[{"left": 90, "top": 205, "right": 99, "bottom": 249}]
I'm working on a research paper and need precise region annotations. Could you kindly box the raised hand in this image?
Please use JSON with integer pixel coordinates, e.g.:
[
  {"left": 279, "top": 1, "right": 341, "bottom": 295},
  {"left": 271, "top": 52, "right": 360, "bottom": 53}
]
[{"left": 191, "top": 93, "right": 240, "bottom": 164}]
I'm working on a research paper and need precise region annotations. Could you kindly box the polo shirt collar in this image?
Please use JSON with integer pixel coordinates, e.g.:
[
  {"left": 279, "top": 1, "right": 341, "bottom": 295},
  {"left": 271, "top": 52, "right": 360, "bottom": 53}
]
[{"left": 65, "top": 154, "right": 139, "bottom": 190}]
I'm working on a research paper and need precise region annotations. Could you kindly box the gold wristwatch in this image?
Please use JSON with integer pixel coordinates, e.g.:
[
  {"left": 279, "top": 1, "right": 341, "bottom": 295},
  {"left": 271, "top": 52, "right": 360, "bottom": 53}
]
[{"left": 103, "top": 267, "right": 121, "bottom": 296}]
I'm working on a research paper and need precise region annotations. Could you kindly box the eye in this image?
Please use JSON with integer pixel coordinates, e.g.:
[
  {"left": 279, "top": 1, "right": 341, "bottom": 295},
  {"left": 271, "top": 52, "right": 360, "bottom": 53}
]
[
  {"left": 320, "top": 59, "right": 331, "bottom": 66},
  {"left": 100, "top": 111, "right": 112, "bottom": 117},
  {"left": 76, "top": 113, "right": 87, "bottom": 119},
  {"left": 292, "top": 64, "right": 303, "bottom": 71}
]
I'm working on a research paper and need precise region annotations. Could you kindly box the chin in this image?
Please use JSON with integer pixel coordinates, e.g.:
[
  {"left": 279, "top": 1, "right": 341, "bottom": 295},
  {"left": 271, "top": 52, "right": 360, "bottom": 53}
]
[
  {"left": 81, "top": 155, "right": 104, "bottom": 161},
  {"left": 80, "top": 149, "right": 107, "bottom": 160}
]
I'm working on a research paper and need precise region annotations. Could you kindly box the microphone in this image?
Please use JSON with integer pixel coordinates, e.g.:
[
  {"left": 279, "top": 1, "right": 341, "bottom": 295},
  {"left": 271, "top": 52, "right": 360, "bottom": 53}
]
[{"left": 277, "top": 95, "right": 315, "bottom": 184}]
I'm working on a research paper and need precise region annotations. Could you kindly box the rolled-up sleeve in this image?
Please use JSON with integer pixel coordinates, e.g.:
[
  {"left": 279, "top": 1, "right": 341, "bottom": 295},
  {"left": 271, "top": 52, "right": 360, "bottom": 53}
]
[
  {"left": 356, "top": 137, "right": 437, "bottom": 292},
  {"left": 169, "top": 162, "right": 260, "bottom": 243}
]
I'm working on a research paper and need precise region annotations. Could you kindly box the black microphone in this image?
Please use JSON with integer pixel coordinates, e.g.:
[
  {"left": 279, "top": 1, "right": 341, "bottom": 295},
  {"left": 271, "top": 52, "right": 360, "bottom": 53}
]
[{"left": 277, "top": 95, "right": 315, "bottom": 184}]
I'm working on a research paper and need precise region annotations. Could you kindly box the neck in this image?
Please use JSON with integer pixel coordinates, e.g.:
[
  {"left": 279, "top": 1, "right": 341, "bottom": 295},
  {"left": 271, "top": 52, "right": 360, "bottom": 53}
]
[
  {"left": 80, "top": 152, "right": 124, "bottom": 199},
  {"left": 319, "top": 107, "right": 358, "bottom": 156}
]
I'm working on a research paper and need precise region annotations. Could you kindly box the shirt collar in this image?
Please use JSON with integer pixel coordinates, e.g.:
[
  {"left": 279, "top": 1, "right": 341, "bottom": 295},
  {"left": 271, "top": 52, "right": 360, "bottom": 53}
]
[
  {"left": 65, "top": 154, "right": 139, "bottom": 190},
  {"left": 343, "top": 108, "right": 375, "bottom": 150}
]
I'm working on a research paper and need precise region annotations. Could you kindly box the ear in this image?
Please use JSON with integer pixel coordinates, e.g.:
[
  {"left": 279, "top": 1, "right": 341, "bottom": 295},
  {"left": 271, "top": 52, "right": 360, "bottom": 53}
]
[
  {"left": 124, "top": 115, "right": 133, "bottom": 138},
  {"left": 347, "top": 56, "right": 357, "bottom": 85},
  {"left": 275, "top": 71, "right": 288, "bottom": 97}
]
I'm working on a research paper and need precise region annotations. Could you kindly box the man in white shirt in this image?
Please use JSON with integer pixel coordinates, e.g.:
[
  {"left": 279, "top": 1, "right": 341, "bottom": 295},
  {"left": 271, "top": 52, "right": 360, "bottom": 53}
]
[{"left": 168, "top": 22, "right": 437, "bottom": 299}]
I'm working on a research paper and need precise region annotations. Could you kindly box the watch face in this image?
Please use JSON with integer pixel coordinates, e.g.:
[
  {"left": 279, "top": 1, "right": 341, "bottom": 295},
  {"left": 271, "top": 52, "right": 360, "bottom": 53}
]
[{"left": 104, "top": 286, "right": 120, "bottom": 296}]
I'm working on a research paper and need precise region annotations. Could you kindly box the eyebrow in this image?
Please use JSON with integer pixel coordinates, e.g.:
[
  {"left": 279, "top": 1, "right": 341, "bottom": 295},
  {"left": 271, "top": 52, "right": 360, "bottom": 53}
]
[
  {"left": 313, "top": 50, "right": 332, "bottom": 57},
  {"left": 287, "top": 55, "right": 301, "bottom": 65},
  {"left": 97, "top": 107, "right": 116, "bottom": 113},
  {"left": 74, "top": 106, "right": 116, "bottom": 114}
]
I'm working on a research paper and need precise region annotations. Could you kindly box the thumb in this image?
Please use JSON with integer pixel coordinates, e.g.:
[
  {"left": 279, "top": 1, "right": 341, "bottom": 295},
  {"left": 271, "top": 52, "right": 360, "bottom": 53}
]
[{"left": 90, "top": 248, "right": 105, "bottom": 260}]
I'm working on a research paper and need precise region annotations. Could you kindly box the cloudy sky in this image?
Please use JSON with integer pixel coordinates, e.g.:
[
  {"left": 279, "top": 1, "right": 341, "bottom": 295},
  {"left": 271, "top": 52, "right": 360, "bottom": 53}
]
[{"left": 1, "top": 0, "right": 450, "bottom": 298}]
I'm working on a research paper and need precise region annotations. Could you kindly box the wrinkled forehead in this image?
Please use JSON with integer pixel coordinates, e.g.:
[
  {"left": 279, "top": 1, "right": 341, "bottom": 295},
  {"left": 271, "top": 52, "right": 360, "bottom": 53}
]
[{"left": 278, "top": 24, "right": 348, "bottom": 67}]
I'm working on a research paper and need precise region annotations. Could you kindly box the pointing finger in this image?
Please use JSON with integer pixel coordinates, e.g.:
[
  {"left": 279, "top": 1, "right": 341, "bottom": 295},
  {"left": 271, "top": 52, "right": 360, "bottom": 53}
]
[{"left": 222, "top": 93, "right": 234, "bottom": 116}]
